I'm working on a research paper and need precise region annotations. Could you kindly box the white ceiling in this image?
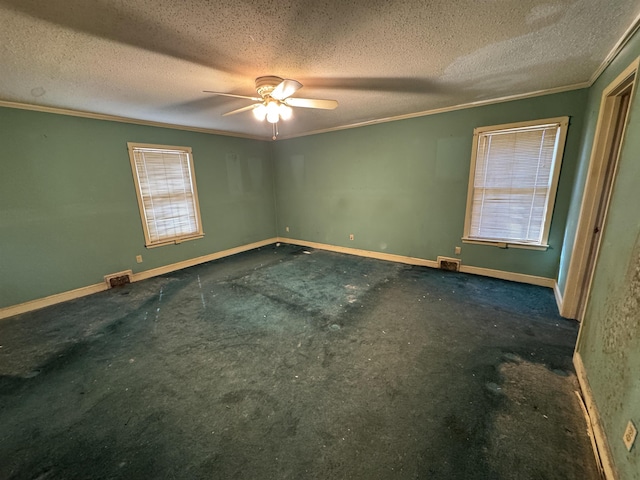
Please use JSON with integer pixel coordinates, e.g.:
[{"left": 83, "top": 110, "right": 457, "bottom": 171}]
[{"left": 1, "top": 0, "right": 639, "bottom": 140}]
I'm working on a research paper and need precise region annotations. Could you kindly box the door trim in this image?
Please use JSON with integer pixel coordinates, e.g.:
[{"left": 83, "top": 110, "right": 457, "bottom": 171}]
[{"left": 561, "top": 58, "right": 638, "bottom": 322}]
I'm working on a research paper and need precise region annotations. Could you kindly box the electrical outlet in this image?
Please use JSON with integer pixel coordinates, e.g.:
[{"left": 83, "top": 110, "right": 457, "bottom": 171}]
[
  {"left": 136, "top": 255, "right": 143, "bottom": 263},
  {"left": 349, "top": 234, "right": 354, "bottom": 241},
  {"left": 286, "top": 226, "right": 289, "bottom": 232},
  {"left": 455, "top": 246, "right": 461, "bottom": 255},
  {"left": 623, "top": 420, "right": 637, "bottom": 451}
]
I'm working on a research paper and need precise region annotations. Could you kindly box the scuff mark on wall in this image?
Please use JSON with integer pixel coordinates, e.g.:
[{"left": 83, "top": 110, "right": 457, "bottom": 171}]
[{"left": 226, "top": 153, "right": 244, "bottom": 195}]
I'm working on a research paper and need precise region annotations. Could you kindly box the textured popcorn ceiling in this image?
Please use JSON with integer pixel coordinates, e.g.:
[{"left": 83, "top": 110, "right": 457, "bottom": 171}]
[{"left": 0, "top": 0, "right": 639, "bottom": 139}]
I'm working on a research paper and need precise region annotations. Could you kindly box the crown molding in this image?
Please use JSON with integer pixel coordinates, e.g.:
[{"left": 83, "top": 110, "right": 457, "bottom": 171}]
[
  {"left": 0, "top": 99, "right": 268, "bottom": 141},
  {"left": 3, "top": 8, "right": 640, "bottom": 144},
  {"left": 588, "top": 11, "right": 640, "bottom": 86},
  {"left": 276, "top": 82, "right": 589, "bottom": 140}
]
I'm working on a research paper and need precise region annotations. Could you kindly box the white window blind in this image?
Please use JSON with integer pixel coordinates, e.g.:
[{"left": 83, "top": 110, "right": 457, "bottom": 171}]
[
  {"left": 128, "top": 143, "right": 203, "bottom": 247},
  {"left": 463, "top": 117, "right": 568, "bottom": 247}
]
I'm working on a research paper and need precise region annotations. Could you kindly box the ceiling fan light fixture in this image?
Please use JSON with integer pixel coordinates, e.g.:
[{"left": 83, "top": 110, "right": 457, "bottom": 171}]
[
  {"left": 208, "top": 76, "right": 337, "bottom": 128},
  {"left": 278, "top": 104, "right": 293, "bottom": 121},
  {"left": 265, "top": 100, "right": 280, "bottom": 123},
  {"left": 252, "top": 104, "right": 267, "bottom": 121}
]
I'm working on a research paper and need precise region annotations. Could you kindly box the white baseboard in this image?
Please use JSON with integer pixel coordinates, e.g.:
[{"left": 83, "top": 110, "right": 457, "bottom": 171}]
[
  {"left": 0, "top": 238, "right": 278, "bottom": 320},
  {"left": 1, "top": 237, "right": 557, "bottom": 320},
  {"left": 458, "top": 264, "right": 555, "bottom": 288},
  {"left": 131, "top": 238, "right": 277, "bottom": 282},
  {"left": 277, "top": 237, "right": 555, "bottom": 287},
  {"left": 553, "top": 281, "right": 564, "bottom": 315},
  {"left": 0, "top": 283, "right": 109, "bottom": 320},
  {"left": 574, "top": 352, "right": 618, "bottom": 480},
  {"left": 276, "top": 237, "right": 439, "bottom": 268}
]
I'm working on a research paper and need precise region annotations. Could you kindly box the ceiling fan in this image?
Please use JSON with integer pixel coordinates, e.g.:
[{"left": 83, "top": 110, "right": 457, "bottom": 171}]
[{"left": 204, "top": 76, "right": 338, "bottom": 128}]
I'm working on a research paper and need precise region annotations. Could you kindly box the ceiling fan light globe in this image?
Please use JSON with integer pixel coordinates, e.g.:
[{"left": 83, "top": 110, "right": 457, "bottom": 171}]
[
  {"left": 279, "top": 104, "right": 293, "bottom": 121},
  {"left": 266, "top": 111, "right": 280, "bottom": 123},
  {"left": 266, "top": 101, "right": 280, "bottom": 123},
  {"left": 253, "top": 104, "right": 267, "bottom": 121}
]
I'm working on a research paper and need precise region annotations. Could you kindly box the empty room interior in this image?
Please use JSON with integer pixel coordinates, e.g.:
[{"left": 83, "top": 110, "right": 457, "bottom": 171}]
[{"left": 1, "top": 1, "right": 640, "bottom": 479}]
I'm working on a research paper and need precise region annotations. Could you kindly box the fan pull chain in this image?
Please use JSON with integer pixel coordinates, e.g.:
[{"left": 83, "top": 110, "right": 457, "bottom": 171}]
[{"left": 272, "top": 121, "right": 279, "bottom": 140}]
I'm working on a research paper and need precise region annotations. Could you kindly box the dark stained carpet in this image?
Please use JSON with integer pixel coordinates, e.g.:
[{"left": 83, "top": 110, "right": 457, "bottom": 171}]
[{"left": 0, "top": 244, "right": 600, "bottom": 479}]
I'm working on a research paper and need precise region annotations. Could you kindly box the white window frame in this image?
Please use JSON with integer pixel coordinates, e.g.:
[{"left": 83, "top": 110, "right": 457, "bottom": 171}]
[
  {"left": 462, "top": 117, "right": 569, "bottom": 250},
  {"left": 128, "top": 142, "right": 204, "bottom": 248}
]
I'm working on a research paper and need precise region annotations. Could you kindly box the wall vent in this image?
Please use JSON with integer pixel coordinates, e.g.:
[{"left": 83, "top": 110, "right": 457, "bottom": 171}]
[
  {"left": 104, "top": 270, "right": 133, "bottom": 288},
  {"left": 437, "top": 256, "right": 461, "bottom": 272}
]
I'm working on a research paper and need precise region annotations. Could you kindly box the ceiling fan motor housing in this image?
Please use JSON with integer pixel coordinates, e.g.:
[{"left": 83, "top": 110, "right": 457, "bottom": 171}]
[{"left": 255, "top": 76, "right": 283, "bottom": 98}]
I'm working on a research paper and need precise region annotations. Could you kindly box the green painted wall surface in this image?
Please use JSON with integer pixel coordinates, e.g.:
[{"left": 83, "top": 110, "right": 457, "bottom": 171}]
[
  {"left": 0, "top": 108, "right": 275, "bottom": 308},
  {"left": 273, "top": 90, "right": 587, "bottom": 279},
  {"left": 571, "top": 30, "right": 640, "bottom": 480}
]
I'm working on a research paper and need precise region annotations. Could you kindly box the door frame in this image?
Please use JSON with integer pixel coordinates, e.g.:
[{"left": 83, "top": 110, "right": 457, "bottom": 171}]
[{"left": 561, "top": 58, "right": 638, "bottom": 322}]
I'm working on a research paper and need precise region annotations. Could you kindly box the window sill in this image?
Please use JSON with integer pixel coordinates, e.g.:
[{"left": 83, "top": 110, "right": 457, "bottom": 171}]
[
  {"left": 461, "top": 238, "right": 549, "bottom": 251},
  {"left": 145, "top": 233, "right": 205, "bottom": 249}
]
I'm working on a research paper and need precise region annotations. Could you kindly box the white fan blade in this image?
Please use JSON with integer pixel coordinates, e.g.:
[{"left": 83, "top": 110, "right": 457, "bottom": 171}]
[
  {"left": 284, "top": 97, "right": 338, "bottom": 110},
  {"left": 271, "top": 79, "right": 302, "bottom": 100},
  {"left": 223, "top": 104, "right": 261, "bottom": 116},
  {"left": 203, "top": 90, "right": 261, "bottom": 101}
]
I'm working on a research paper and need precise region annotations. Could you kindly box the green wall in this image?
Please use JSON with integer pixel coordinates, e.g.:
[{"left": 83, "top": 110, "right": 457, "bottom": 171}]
[
  {"left": 273, "top": 90, "right": 587, "bottom": 279},
  {"left": 0, "top": 108, "right": 275, "bottom": 309},
  {"left": 566, "top": 29, "right": 640, "bottom": 479}
]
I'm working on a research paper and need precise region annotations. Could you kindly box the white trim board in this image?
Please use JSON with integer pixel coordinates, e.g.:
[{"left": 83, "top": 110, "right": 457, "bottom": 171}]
[
  {"left": 0, "top": 82, "right": 588, "bottom": 143},
  {"left": 276, "top": 237, "right": 439, "bottom": 268},
  {"left": 132, "top": 238, "right": 277, "bottom": 282},
  {"left": 561, "top": 58, "right": 639, "bottom": 321},
  {"left": 553, "top": 281, "right": 564, "bottom": 316},
  {"left": 458, "top": 264, "right": 555, "bottom": 288},
  {"left": 0, "top": 283, "right": 109, "bottom": 320},
  {"left": 0, "top": 100, "right": 266, "bottom": 141},
  {"left": 276, "top": 237, "right": 555, "bottom": 288},
  {"left": 1, "top": 12, "right": 638, "bottom": 143},
  {"left": 588, "top": 11, "right": 640, "bottom": 86},
  {"left": 277, "top": 84, "right": 587, "bottom": 140},
  {"left": 0, "top": 238, "right": 277, "bottom": 320},
  {"left": 1, "top": 236, "right": 556, "bottom": 320},
  {"left": 574, "top": 352, "right": 618, "bottom": 480}
]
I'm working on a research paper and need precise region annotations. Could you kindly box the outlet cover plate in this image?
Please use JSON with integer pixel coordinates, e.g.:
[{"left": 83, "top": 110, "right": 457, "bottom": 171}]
[{"left": 623, "top": 420, "right": 637, "bottom": 451}]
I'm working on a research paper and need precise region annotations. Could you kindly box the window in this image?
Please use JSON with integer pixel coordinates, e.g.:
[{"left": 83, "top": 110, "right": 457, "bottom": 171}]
[
  {"left": 463, "top": 117, "right": 569, "bottom": 249},
  {"left": 128, "top": 143, "right": 204, "bottom": 248}
]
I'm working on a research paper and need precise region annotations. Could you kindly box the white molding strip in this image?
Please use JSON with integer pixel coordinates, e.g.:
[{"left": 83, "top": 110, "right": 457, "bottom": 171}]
[
  {"left": 553, "top": 281, "right": 564, "bottom": 315},
  {"left": 574, "top": 352, "right": 618, "bottom": 480},
  {"left": 2, "top": 12, "right": 638, "bottom": 144},
  {"left": 277, "top": 82, "right": 589, "bottom": 140},
  {"left": 0, "top": 100, "right": 266, "bottom": 141},
  {"left": 0, "top": 283, "right": 108, "bottom": 320},
  {"left": 588, "top": 11, "right": 640, "bottom": 86},
  {"left": 0, "top": 238, "right": 277, "bottom": 320},
  {"left": 0, "top": 82, "right": 589, "bottom": 144},
  {"left": 277, "top": 237, "right": 555, "bottom": 287},
  {"left": 562, "top": 58, "right": 640, "bottom": 322},
  {"left": 276, "top": 237, "right": 439, "bottom": 268},
  {"left": 458, "top": 264, "right": 555, "bottom": 288},
  {"left": 132, "top": 238, "right": 277, "bottom": 282},
  {"left": 0, "top": 236, "right": 557, "bottom": 320}
]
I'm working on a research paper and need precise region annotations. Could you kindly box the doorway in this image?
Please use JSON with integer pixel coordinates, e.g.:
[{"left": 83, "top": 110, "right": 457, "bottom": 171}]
[{"left": 562, "top": 60, "right": 637, "bottom": 323}]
